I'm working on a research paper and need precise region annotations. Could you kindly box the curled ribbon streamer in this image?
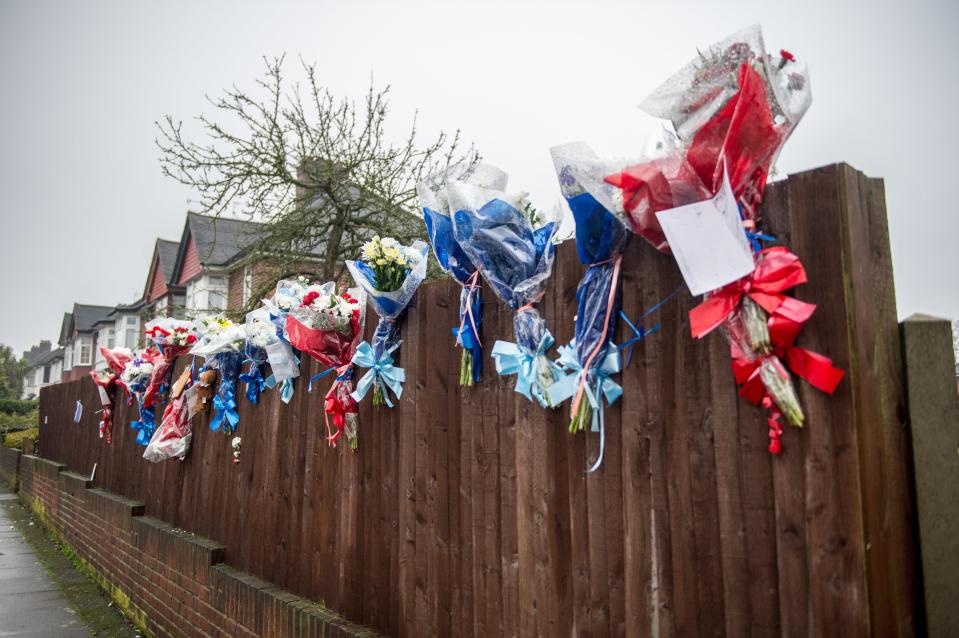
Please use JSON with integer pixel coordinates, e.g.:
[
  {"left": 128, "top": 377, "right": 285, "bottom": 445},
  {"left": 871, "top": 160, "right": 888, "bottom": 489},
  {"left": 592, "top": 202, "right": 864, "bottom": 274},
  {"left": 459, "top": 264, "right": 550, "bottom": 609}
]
[
  {"left": 491, "top": 331, "right": 556, "bottom": 408},
  {"left": 689, "top": 247, "right": 816, "bottom": 338},
  {"left": 350, "top": 341, "right": 406, "bottom": 408},
  {"left": 210, "top": 381, "right": 240, "bottom": 434}
]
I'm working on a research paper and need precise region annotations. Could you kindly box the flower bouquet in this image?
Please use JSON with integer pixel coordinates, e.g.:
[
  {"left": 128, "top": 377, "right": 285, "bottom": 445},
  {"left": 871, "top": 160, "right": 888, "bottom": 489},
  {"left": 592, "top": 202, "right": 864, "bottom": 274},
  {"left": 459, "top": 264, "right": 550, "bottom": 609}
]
[
  {"left": 242, "top": 308, "right": 273, "bottom": 405},
  {"left": 604, "top": 25, "right": 811, "bottom": 250},
  {"left": 143, "top": 365, "right": 195, "bottom": 462},
  {"left": 119, "top": 350, "right": 159, "bottom": 446},
  {"left": 420, "top": 163, "right": 508, "bottom": 386},
  {"left": 88, "top": 346, "right": 133, "bottom": 443},
  {"left": 604, "top": 25, "right": 840, "bottom": 453},
  {"left": 447, "top": 176, "right": 560, "bottom": 406},
  {"left": 346, "top": 237, "right": 428, "bottom": 408},
  {"left": 285, "top": 282, "right": 366, "bottom": 447},
  {"left": 547, "top": 143, "right": 631, "bottom": 468},
  {"left": 260, "top": 277, "right": 309, "bottom": 402},
  {"left": 142, "top": 318, "right": 197, "bottom": 408},
  {"left": 190, "top": 314, "right": 247, "bottom": 436}
]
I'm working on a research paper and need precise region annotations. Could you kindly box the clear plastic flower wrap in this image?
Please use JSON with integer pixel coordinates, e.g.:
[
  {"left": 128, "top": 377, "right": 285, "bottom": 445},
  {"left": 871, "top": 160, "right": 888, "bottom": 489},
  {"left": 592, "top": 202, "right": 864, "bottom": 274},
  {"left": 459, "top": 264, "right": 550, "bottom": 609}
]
[
  {"left": 143, "top": 366, "right": 194, "bottom": 463},
  {"left": 604, "top": 25, "right": 812, "bottom": 250},
  {"left": 547, "top": 143, "right": 630, "bottom": 464},
  {"left": 638, "top": 23, "right": 811, "bottom": 221},
  {"left": 420, "top": 163, "right": 508, "bottom": 386},
  {"left": 189, "top": 314, "right": 247, "bottom": 436},
  {"left": 260, "top": 277, "right": 308, "bottom": 402},
  {"left": 346, "top": 239, "right": 429, "bottom": 409},
  {"left": 447, "top": 177, "right": 560, "bottom": 406},
  {"left": 142, "top": 317, "right": 197, "bottom": 408},
  {"left": 88, "top": 346, "right": 133, "bottom": 444},
  {"left": 285, "top": 282, "right": 367, "bottom": 447}
]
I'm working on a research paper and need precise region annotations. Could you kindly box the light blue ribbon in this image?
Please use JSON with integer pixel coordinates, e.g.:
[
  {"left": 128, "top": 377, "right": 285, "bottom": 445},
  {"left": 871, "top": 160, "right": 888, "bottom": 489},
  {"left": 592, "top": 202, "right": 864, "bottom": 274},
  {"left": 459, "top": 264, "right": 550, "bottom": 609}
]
[
  {"left": 490, "top": 331, "right": 556, "bottom": 408},
  {"left": 265, "top": 375, "right": 295, "bottom": 404},
  {"left": 549, "top": 342, "right": 623, "bottom": 472},
  {"left": 210, "top": 382, "right": 240, "bottom": 433},
  {"left": 350, "top": 340, "right": 406, "bottom": 408}
]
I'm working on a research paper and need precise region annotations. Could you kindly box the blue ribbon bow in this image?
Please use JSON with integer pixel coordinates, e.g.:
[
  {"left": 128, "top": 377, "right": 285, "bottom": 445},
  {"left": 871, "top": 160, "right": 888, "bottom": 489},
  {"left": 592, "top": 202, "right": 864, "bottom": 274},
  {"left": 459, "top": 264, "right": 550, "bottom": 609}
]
[
  {"left": 490, "top": 331, "right": 557, "bottom": 407},
  {"left": 210, "top": 380, "right": 240, "bottom": 433},
  {"left": 239, "top": 359, "right": 266, "bottom": 405},
  {"left": 350, "top": 340, "right": 406, "bottom": 408},
  {"left": 549, "top": 342, "right": 623, "bottom": 472},
  {"left": 130, "top": 400, "right": 156, "bottom": 447}
]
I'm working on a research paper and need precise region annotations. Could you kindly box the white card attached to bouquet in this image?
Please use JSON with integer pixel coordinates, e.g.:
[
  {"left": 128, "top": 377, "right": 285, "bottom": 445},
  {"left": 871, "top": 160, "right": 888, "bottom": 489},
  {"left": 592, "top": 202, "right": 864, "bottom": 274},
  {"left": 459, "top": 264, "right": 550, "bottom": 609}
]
[{"left": 656, "top": 170, "right": 754, "bottom": 296}]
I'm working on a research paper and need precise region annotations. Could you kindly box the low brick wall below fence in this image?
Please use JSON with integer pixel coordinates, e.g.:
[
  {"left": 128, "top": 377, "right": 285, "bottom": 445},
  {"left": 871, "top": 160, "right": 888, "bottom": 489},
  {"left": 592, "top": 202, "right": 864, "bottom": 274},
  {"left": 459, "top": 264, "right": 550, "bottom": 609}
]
[
  {"left": 0, "top": 446, "right": 20, "bottom": 490},
  {"left": 12, "top": 453, "right": 376, "bottom": 638}
]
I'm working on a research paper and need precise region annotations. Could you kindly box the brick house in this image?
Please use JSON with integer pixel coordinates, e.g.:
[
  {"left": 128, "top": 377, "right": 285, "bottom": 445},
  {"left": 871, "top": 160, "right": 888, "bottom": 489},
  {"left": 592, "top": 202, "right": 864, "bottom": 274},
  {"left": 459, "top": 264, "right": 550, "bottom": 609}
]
[
  {"left": 21, "top": 341, "right": 64, "bottom": 399},
  {"left": 58, "top": 304, "right": 114, "bottom": 382},
  {"left": 168, "top": 212, "right": 322, "bottom": 316}
]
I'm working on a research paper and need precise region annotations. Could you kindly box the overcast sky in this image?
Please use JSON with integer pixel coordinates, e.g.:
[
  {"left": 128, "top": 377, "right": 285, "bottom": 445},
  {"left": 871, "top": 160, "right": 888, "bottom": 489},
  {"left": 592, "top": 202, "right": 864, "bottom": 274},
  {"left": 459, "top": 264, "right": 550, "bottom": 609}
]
[{"left": 1, "top": 0, "right": 956, "bottom": 356}]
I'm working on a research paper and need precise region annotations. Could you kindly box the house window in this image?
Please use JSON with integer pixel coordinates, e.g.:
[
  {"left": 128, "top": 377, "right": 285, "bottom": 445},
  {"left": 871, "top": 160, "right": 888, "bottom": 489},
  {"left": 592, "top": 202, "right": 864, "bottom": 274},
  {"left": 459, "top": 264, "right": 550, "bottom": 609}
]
[
  {"left": 156, "top": 297, "right": 169, "bottom": 313},
  {"left": 34, "top": 368, "right": 44, "bottom": 385},
  {"left": 242, "top": 266, "right": 252, "bottom": 307},
  {"left": 77, "top": 335, "right": 93, "bottom": 366},
  {"left": 186, "top": 280, "right": 201, "bottom": 311},
  {"left": 64, "top": 346, "right": 73, "bottom": 371},
  {"left": 43, "top": 365, "right": 50, "bottom": 384},
  {"left": 208, "top": 275, "right": 228, "bottom": 310}
]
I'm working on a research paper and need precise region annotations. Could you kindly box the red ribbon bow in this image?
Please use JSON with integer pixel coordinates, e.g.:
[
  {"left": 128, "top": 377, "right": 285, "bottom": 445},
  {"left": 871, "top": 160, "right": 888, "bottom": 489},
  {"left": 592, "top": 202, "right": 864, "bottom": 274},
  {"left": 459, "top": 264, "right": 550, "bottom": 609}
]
[
  {"left": 690, "top": 247, "right": 816, "bottom": 338},
  {"left": 731, "top": 316, "right": 845, "bottom": 407}
]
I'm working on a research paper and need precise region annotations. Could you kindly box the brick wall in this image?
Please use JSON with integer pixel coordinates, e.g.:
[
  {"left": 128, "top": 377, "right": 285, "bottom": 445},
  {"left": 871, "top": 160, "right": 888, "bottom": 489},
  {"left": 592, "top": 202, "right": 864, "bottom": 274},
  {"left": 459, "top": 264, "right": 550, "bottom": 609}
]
[
  {"left": 0, "top": 446, "right": 19, "bottom": 490},
  {"left": 14, "top": 454, "right": 377, "bottom": 638}
]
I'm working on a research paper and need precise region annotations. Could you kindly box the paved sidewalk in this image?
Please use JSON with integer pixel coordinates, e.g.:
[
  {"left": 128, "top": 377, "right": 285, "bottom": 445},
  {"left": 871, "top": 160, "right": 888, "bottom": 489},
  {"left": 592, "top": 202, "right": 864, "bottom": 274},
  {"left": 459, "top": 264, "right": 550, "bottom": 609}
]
[{"left": 0, "top": 488, "right": 136, "bottom": 637}]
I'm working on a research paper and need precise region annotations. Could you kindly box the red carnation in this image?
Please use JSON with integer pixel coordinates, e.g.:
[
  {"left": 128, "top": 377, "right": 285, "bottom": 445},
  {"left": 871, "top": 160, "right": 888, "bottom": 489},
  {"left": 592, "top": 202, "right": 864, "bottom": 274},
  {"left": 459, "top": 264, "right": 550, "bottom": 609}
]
[
  {"left": 302, "top": 291, "right": 320, "bottom": 307},
  {"left": 780, "top": 49, "right": 795, "bottom": 62}
]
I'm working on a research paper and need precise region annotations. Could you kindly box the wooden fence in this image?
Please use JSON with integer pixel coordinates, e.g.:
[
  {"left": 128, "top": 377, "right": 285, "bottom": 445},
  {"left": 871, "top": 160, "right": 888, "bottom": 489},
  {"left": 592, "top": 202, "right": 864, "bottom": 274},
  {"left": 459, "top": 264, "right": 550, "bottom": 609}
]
[{"left": 39, "top": 164, "right": 918, "bottom": 637}]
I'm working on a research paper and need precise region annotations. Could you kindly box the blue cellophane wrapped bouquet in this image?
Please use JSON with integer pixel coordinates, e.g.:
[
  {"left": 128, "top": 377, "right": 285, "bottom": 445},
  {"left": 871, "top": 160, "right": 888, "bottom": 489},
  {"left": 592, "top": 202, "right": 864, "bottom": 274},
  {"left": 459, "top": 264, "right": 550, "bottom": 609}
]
[
  {"left": 447, "top": 175, "right": 560, "bottom": 406},
  {"left": 419, "top": 163, "right": 508, "bottom": 386}
]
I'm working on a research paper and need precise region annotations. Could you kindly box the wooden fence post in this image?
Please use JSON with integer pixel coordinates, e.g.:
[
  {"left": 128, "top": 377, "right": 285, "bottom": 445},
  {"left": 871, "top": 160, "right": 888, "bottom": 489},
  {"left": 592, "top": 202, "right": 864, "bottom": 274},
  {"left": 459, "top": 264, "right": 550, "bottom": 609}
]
[{"left": 901, "top": 314, "right": 959, "bottom": 638}]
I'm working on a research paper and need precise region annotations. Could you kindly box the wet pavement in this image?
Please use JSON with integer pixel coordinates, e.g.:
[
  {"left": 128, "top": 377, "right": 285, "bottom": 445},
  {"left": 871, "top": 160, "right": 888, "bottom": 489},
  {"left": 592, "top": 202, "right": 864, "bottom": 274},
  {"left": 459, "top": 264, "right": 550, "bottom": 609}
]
[{"left": 0, "top": 488, "right": 136, "bottom": 637}]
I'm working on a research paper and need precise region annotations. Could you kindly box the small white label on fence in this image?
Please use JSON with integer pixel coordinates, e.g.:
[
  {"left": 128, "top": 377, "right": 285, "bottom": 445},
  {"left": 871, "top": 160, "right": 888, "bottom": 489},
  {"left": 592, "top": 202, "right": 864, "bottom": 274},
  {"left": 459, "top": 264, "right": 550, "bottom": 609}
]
[{"left": 73, "top": 400, "right": 83, "bottom": 423}]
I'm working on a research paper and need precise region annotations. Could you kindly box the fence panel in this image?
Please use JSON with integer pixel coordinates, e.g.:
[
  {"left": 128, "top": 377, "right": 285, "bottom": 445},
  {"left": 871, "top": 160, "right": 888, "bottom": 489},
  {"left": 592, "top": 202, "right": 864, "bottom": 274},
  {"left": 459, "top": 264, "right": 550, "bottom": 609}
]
[{"left": 38, "top": 163, "right": 918, "bottom": 637}]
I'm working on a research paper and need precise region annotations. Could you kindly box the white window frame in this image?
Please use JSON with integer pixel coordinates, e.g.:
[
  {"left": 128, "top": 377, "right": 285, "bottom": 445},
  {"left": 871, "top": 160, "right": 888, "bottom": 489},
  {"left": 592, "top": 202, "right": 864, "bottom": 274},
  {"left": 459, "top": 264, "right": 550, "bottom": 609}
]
[
  {"left": 77, "top": 335, "right": 93, "bottom": 366},
  {"left": 242, "top": 266, "right": 252, "bottom": 307}
]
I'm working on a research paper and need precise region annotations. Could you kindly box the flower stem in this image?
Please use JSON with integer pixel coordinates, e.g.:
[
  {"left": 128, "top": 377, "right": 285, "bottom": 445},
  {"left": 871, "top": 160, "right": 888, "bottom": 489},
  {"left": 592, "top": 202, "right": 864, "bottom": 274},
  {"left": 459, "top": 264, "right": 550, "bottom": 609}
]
[
  {"left": 569, "top": 398, "right": 591, "bottom": 434},
  {"left": 373, "top": 380, "right": 385, "bottom": 406},
  {"left": 460, "top": 350, "right": 473, "bottom": 387}
]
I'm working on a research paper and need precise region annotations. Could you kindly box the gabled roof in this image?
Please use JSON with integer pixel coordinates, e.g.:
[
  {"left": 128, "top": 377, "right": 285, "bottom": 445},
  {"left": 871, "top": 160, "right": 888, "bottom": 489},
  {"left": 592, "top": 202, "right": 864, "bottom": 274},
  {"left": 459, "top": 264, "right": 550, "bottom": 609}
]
[
  {"left": 170, "top": 213, "right": 262, "bottom": 283},
  {"left": 32, "top": 347, "right": 63, "bottom": 367},
  {"left": 70, "top": 304, "right": 114, "bottom": 334},
  {"left": 22, "top": 341, "right": 51, "bottom": 366},
  {"left": 157, "top": 238, "right": 180, "bottom": 276},
  {"left": 142, "top": 238, "right": 182, "bottom": 299},
  {"left": 58, "top": 313, "right": 73, "bottom": 346}
]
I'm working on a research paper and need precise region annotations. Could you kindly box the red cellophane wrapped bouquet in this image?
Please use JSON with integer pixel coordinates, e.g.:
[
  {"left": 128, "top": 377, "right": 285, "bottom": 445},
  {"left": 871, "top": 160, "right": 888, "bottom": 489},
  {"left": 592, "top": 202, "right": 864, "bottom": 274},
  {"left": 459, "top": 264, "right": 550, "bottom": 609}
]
[
  {"left": 285, "top": 282, "right": 367, "bottom": 448},
  {"left": 605, "top": 25, "right": 844, "bottom": 453},
  {"left": 142, "top": 318, "right": 198, "bottom": 408},
  {"left": 89, "top": 347, "right": 133, "bottom": 443}
]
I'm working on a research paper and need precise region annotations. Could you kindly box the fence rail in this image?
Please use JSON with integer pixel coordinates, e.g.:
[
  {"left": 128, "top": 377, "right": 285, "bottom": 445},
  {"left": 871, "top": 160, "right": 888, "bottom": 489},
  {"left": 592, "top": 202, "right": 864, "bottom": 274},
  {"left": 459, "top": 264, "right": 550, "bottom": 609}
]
[{"left": 39, "top": 163, "right": 918, "bottom": 637}]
